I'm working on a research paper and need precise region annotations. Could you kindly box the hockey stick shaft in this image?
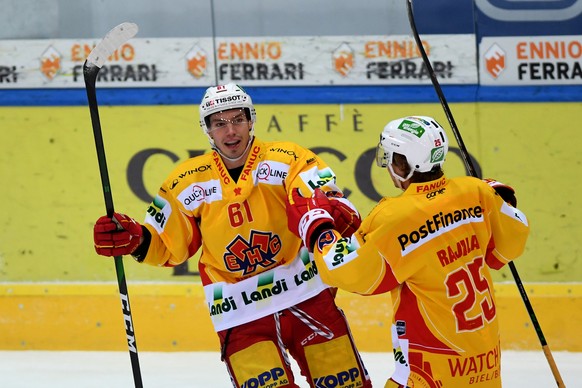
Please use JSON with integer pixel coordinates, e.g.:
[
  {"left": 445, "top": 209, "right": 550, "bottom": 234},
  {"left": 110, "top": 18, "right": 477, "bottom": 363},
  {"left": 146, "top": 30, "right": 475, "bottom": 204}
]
[
  {"left": 406, "top": 2, "right": 565, "bottom": 387},
  {"left": 83, "top": 23, "right": 143, "bottom": 388}
]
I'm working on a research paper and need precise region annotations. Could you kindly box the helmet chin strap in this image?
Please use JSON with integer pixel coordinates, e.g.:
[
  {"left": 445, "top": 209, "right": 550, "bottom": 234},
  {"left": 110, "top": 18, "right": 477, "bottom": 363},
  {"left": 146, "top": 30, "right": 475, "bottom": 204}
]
[{"left": 388, "top": 163, "right": 414, "bottom": 191}]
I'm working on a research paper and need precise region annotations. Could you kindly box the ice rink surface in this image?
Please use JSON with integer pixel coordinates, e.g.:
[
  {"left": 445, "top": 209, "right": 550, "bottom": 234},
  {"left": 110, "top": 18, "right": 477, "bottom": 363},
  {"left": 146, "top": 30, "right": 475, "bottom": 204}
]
[{"left": 0, "top": 350, "right": 579, "bottom": 387}]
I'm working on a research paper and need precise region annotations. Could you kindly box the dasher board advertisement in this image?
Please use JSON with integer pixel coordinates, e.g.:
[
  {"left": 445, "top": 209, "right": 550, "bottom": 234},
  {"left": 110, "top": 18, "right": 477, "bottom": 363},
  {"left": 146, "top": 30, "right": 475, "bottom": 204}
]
[
  {"left": 480, "top": 35, "right": 582, "bottom": 85},
  {"left": 0, "top": 34, "right": 477, "bottom": 89}
]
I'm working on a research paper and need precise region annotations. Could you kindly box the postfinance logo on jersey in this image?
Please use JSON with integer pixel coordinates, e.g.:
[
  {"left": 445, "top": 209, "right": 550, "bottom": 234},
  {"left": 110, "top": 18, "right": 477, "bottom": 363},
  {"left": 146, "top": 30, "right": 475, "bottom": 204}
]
[{"left": 398, "top": 206, "right": 483, "bottom": 255}]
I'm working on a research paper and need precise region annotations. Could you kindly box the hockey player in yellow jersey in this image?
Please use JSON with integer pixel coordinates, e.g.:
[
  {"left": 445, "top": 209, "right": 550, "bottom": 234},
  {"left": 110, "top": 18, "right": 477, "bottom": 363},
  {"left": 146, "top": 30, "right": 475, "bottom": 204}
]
[
  {"left": 286, "top": 116, "right": 530, "bottom": 387},
  {"left": 93, "top": 83, "right": 372, "bottom": 388}
]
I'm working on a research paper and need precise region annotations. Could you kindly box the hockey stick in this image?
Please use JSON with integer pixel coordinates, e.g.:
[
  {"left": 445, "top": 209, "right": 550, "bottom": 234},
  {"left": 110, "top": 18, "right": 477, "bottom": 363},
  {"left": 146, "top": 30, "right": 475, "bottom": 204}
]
[
  {"left": 405, "top": 1, "right": 566, "bottom": 387},
  {"left": 83, "top": 22, "right": 143, "bottom": 388}
]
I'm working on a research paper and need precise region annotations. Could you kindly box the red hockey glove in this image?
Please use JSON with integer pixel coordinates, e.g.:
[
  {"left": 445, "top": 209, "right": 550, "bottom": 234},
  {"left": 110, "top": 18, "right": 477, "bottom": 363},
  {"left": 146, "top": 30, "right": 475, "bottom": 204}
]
[
  {"left": 483, "top": 178, "right": 517, "bottom": 207},
  {"left": 94, "top": 212, "right": 143, "bottom": 257},
  {"left": 286, "top": 188, "right": 335, "bottom": 251},
  {"left": 325, "top": 191, "right": 362, "bottom": 237}
]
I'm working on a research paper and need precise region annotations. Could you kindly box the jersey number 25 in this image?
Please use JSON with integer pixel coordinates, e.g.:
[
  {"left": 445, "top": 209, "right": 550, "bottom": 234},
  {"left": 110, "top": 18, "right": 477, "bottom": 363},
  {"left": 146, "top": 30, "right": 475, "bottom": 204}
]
[{"left": 445, "top": 256, "right": 496, "bottom": 332}]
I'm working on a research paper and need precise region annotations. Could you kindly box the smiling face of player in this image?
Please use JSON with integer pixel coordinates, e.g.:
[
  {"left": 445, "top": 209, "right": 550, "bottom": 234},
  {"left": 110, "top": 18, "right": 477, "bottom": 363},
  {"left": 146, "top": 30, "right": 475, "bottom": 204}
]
[{"left": 207, "top": 108, "right": 253, "bottom": 168}]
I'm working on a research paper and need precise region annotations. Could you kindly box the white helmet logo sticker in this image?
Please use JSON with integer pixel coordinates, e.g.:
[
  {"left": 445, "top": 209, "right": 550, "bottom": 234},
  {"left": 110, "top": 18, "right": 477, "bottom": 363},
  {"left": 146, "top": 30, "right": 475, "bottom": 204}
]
[{"left": 398, "top": 120, "right": 425, "bottom": 138}]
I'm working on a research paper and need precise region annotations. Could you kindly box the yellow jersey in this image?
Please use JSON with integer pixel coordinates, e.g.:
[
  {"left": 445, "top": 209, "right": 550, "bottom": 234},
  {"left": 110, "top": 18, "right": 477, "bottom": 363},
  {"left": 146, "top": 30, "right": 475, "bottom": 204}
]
[
  {"left": 312, "top": 175, "right": 530, "bottom": 386},
  {"left": 140, "top": 138, "right": 340, "bottom": 331}
]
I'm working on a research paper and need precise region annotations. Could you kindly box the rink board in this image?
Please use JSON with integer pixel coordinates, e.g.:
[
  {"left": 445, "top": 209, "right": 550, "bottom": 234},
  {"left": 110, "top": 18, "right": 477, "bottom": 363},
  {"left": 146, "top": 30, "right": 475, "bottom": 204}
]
[
  {"left": 1, "top": 102, "right": 582, "bottom": 284},
  {"left": 0, "top": 283, "right": 580, "bottom": 352},
  {"left": 1, "top": 102, "right": 581, "bottom": 352}
]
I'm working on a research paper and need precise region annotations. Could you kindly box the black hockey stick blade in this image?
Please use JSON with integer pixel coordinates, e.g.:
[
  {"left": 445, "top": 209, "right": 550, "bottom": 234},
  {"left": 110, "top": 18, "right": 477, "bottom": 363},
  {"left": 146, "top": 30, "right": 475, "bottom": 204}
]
[
  {"left": 406, "top": 2, "right": 565, "bottom": 387},
  {"left": 83, "top": 22, "right": 143, "bottom": 388}
]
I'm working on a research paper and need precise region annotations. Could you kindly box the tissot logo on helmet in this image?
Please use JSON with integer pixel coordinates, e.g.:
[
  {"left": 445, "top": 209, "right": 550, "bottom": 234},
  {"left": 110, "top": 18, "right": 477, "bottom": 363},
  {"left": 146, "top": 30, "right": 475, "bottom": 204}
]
[{"left": 213, "top": 95, "right": 242, "bottom": 104}]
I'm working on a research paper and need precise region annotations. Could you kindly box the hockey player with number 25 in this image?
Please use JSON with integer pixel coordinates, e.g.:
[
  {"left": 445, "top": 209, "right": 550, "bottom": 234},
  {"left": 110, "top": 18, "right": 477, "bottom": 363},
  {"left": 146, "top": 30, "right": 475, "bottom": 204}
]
[
  {"left": 286, "top": 116, "right": 530, "bottom": 387},
  {"left": 93, "top": 83, "right": 372, "bottom": 388}
]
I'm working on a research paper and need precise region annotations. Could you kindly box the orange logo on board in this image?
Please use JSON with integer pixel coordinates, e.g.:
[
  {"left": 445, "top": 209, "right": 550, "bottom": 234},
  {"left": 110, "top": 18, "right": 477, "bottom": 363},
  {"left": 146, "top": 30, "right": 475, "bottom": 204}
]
[
  {"left": 186, "top": 45, "right": 207, "bottom": 78},
  {"left": 332, "top": 43, "right": 354, "bottom": 77},
  {"left": 40, "top": 46, "right": 61, "bottom": 80},
  {"left": 484, "top": 43, "right": 506, "bottom": 79}
]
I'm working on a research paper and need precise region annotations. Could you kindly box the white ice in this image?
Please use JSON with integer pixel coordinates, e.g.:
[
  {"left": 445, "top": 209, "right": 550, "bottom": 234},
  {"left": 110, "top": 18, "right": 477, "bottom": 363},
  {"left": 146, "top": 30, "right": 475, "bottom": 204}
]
[{"left": 0, "top": 350, "right": 579, "bottom": 387}]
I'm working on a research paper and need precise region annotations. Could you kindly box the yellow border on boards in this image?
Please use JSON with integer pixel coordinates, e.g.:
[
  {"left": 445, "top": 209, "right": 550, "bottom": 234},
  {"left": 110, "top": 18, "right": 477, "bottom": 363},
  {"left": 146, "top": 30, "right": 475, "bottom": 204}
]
[
  {"left": 1, "top": 283, "right": 580, "bottom": 352},
  {"left": 4, "top": 282, "right": 578, "bottom": 295}
]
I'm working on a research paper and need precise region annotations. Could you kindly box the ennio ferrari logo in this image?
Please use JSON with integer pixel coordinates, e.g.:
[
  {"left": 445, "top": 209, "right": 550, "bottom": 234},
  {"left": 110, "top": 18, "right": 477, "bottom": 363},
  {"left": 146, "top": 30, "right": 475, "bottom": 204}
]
[
  {"left": 40, "top": 46, "right": 61, "bottom": 80},
  {"left": 484, "top": 43, "right": 506, "bottom": 79},
  {"left": 186, "top": 45, "right": 207, "bottom": 78},
  {"left": 332, "top": 43, "right": 354, "bottom": 77}
]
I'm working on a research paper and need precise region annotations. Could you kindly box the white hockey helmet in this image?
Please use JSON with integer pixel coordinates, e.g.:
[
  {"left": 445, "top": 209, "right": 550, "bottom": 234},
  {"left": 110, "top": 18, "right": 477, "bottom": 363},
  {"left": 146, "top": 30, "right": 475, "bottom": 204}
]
[
  {"left": 199, "top": 83, "right": 257, "bottom": 146},
  {"left": 376, "top": 116, "right": 448, "bottom": 181}
]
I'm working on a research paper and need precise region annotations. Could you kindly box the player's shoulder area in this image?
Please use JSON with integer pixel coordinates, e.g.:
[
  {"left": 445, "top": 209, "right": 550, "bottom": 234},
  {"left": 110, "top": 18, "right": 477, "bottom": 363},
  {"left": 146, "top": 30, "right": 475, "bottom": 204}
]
[
  {"left": 447, "top": 175, "right": 489, "bottom": 190},
  {"left": 260, "top": 139, "right": 313, "bottom": 162},
  {"left": 163, "top": 152, "right": 214, "bottom": 184},
  {"left": 445, "top": 176, "right": 498, "bottom": 201},
  {"left": 366, "top": 194, "right": 402, "bottom": 219}
]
